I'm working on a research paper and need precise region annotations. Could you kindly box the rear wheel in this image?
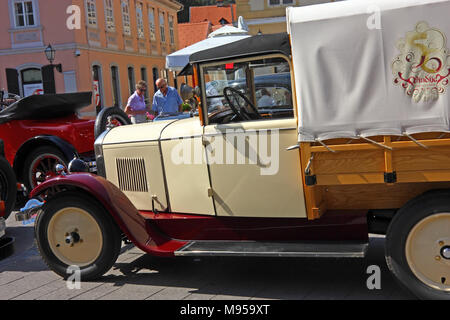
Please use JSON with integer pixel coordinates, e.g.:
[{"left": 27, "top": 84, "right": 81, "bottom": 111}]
[
  {"left": 385, "top": 190, "right": 450, "bottom": 300},
  {"left": 22, "top": 146, "right": 67, "bottom": 192},
  {"left": 0, "top": 156, "right": 16, "bottom": 220},
  {"left": 35, "top": 192, "right": 121, "bottom": 280}
]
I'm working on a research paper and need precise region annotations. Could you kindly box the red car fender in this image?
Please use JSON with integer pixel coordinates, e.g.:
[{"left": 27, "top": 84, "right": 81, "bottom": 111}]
[{"left": 30, "top": 173, "right": 187, "bottom": 256}]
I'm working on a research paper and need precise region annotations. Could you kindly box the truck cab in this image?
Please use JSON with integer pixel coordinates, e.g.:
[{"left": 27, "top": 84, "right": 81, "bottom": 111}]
[{"left": 25, "top": 0, "right": 450, "bottom": 300}]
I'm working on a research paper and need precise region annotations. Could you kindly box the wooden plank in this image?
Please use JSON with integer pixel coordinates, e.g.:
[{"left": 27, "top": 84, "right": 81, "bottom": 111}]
[
  {"left": 314, "top": 157, "right": 383, "bottom": 174},
  {"left": 300, "top": 142, "right": 320, "bottom": 220},
  {"left": 313, "top": 150, "right": 382, "bottom": 160},
  {"left": 312, "top": 199, "right": 327, "bottom": 219},
  {"left": 384, "top": 136, "right": 393, "bottom": 173},
  {"left": 316, "top": 173, "right": 384, "bottom": 185},
  {"left": 397, "top": 170, "right": 450, "bottom": 183},
  {"left": 393, "top": 149, "right": 450, "bottom": 172},
  {"left": 324, "top": 182, "right": 450, "bottom": 210},
  {"left": 310, "top": 137, "right": 450, "bottom": 153}
]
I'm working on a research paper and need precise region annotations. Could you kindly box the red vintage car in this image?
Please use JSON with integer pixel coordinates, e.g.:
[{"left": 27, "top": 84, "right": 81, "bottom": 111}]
[{"left": 0, "top": 91, "right": 96, "bottom": 215}]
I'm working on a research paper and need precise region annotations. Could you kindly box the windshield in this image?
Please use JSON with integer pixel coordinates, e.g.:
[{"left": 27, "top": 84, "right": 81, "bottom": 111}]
[{"left": 202, "top": 56, "right": 293, "bottom": 121}]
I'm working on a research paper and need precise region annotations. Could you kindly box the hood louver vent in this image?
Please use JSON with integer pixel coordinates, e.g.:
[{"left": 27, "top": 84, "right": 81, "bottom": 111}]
[{"left": 116, "top": 157, "right": 148, "bottom": 192}]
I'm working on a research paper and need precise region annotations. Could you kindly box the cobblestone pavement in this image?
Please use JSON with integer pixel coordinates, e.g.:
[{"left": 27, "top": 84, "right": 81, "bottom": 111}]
[{"left": 0, "top": 214, "right": 415, "bottom": 300}]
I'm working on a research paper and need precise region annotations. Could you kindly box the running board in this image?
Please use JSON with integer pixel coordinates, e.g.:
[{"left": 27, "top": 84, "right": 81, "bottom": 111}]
[{"left": 174, "top": 241, "right": 368, "bottom": 258}]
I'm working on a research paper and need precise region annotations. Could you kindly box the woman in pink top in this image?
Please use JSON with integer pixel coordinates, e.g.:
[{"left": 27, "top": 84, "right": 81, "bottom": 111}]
[{"left": 125, "top": 81, "right": 151, "bottom": 124}]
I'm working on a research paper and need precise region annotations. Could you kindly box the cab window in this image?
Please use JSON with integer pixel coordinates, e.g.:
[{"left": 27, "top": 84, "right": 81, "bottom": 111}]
[{"left": 202, "top": 56, "right": 293, "bottom": 124}]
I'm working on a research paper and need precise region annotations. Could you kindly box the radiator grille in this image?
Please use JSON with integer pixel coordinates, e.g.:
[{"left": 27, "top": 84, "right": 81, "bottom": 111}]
[{"left": 116, "top": 157, "right": 148, "bottom": 192}]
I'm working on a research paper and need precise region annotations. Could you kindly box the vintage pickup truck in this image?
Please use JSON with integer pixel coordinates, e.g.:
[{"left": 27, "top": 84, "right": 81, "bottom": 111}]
[{"left": 20, "top": 0, "right": 450, "bottom": 299}]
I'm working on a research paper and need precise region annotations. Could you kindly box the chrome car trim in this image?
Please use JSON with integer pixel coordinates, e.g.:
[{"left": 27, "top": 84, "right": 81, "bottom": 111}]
[
  {"left": 175, "top": 241, "right": 369, "bottom": 258},
  {"left": 94, "top": 130, "right": 109, "bottom": 178},
  {"left": 0, "top": 218, "right": 5, "bottom": 238}
]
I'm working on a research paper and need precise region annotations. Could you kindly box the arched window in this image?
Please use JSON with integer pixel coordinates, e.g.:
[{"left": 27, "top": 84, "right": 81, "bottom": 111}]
[
  {"left": 128, "top": 66, "right": 135, "bottom": 95},
  {"left": 136, "top": 2, "right": 144, "bottom": 39},
  {"left": 152, "top": 67, "right": 158, "bottom": 92},
  {"left": 104, "top": 0, "right": 115, "bottom": 32},
  {"left": 92, "top": 65, "right": 103, "bottom": 113},
  {"left": 121, "top": 0, "right": 131, "bottom": 36},
  {"left": 111, "top": 65, "right": 120, "bottom": 107},
  {"left": 86, "top": 0, "right": 97, "bottom": 27},
  {"left": 159, "top": 11, "right": 166, "bottom": 43},
  {"left": 140, "top": 67, "right": 148, "bottom": 99},
  {"left": 21, "top": 67, "right": 43, "bottom": 96}
]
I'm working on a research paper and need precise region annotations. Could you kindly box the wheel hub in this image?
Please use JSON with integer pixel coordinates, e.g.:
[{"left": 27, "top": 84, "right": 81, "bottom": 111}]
[
  {"left": 47, "top": 207, "right": 103, "bottom": 267},
  {"left": 65, "top": 230, "right": 81, "bottom": 246},
  {"left": 406, "top": 213, "right": 450, "bottom": 291},
  {"left": 441, "top": 246, "right": 450, "bottom": 260}
]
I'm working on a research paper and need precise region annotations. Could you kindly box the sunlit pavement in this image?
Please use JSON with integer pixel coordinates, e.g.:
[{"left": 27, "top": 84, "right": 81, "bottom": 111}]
[{"left": 0, "top": 213, "right": 415, "bottom": 300}]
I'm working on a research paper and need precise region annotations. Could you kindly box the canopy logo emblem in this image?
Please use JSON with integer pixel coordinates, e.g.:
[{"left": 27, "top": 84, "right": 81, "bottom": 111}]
[{"left": 392, "top": 22, "right": 450, "bottom": 103}]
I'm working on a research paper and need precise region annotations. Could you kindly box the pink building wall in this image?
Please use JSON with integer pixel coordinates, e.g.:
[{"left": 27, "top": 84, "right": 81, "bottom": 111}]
[{"left": 0, "top": 0, "right": 182, "bottom": 117}]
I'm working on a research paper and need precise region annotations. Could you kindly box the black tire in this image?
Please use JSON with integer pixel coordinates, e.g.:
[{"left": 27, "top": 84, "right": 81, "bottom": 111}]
[
  {"left": 385, "top": 189, "right": 450, "bottom": 300},
  {"left": 35, "top": 192, "right": 122, "bottom": 281},
  {"left": 22, "top": 145, "right": 67, "bottom": 192},
  {"left": 95, "top": 107, "right": 131, "bottom": 139},
  {"left": 0, "top": 156, "right": 16, "bottom": 220}
]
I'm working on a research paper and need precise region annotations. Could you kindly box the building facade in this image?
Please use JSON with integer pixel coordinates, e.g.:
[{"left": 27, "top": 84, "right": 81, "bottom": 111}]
[
  {"left": 235, "top": 0, "right": 336, "bottom": 35},
  {"left": 177, "top": 3, "right": 236, "bottom": 50},
  {"left": 0, "top": 0, "right": 182, "bottom": 116}
]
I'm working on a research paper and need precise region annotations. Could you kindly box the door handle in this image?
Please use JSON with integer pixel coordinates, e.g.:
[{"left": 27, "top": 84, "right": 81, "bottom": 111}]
[{"left": 286, "top": 144, "right": 300, "bottom": 151}]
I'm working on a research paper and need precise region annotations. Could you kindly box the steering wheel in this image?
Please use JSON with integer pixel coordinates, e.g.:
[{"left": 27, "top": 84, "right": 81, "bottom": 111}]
[{"left": 223, "top": 87, "right": 261, "bottom": 121}]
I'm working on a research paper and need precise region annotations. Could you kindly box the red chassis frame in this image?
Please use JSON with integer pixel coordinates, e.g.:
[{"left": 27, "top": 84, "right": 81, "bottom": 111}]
[{"left": 30, "top": 173, "right": 368, "bottom": 257}]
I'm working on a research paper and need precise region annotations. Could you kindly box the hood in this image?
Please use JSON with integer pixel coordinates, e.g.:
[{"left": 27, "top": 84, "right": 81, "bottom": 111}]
[{"left": 102, "top": 117, "right": 202, "bottom": 145}]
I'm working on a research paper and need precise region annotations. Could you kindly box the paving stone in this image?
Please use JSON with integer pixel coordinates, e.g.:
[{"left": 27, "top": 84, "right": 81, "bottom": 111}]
[
  {"left": 146, "top": 286, "right": 197, "bottom": 300},
  {"left": 0, "top": 271, "right": 59, "bottom": 300},
  {"left": 99, "top": 283, "right": 165, "bottom": 300},
  {"left": 37, "top": 281, "right": 105, "bottom": 300},
  {"left": 12, "top": 280, "right": 64, "bottom": 300}
]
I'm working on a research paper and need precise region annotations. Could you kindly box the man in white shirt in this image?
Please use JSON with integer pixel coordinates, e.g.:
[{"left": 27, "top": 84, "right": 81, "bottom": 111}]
[{"left": 257, "top": 88, "right": 275, "bottom": 108}]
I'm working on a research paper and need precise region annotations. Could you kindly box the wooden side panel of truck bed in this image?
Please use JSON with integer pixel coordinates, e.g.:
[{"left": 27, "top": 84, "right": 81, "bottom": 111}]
[{"left": 300, "top": 133, "right": 450, "bottom": 219}]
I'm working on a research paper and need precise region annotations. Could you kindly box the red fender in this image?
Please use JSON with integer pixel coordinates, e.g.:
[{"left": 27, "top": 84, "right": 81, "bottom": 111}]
[{"left": 30, "top": 173, "right": 187, "bottom": 257}]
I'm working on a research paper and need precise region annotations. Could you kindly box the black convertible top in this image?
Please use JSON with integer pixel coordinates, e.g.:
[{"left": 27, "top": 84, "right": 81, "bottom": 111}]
[
  {"left": 179, "top": 33, "right": 291, "bottom": 76},
  {"left": 0, "top": 92, "right": 92, "bottom": 124}
]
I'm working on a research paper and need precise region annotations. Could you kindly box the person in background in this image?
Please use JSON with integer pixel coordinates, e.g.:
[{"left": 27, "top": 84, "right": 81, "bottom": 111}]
[
  {"left": 152, "top": 78, "right": 183, "bottom": 115},
  {"left": 125, "top": 80, "right": 151, "bottom": 124},
  {"left": 257, "top": 88, "right": 276, "bottom": 108}
]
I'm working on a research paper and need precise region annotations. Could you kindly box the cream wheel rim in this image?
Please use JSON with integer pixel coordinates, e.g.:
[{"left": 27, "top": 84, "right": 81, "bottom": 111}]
[
  {"left": 47, "top": 207, "right": 103, "bottom": 267},
  {"left": 405, "top": 213, "right": 450, "bottom": 291}
]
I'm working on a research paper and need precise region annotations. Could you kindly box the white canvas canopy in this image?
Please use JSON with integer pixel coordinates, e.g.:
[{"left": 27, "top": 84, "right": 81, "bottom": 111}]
[
  {"left": 287, "top": 0, "right": 450, "bottom": 142},
  {"left": 166, "top": 25, "right": 249, "bottom": 71}
]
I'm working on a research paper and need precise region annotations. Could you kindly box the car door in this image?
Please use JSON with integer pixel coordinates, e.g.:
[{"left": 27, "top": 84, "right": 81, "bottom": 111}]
[{"left": 201, "top": 55, "right": 307, "bottom": 218}]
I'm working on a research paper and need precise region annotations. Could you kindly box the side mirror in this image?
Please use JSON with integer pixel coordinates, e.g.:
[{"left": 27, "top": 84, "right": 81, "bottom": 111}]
[
  {"left": 180, "top": 84, "right": 194, "bottom": 101},
  {"left": 194, "top": 86, "right": 201, "bottom": 97}
]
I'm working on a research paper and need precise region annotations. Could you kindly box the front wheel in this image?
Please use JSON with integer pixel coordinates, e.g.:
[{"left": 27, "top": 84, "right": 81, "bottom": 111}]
[
  {"left": 35, "top": 192, "right": 122, "bottom": 280},
  {"left": 385, "top": 190, "right": 450, "bottom": 300}
]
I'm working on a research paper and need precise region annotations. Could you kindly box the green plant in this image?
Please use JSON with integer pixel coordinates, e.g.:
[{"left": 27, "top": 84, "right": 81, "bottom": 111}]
[{"left": 181, "top": 103, "right": 192, "bottom": 112}]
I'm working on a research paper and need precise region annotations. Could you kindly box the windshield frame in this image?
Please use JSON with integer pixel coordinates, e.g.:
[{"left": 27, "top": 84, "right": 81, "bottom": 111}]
[{"left": 198, "top": 53, "right": 295, "bottom": 126}]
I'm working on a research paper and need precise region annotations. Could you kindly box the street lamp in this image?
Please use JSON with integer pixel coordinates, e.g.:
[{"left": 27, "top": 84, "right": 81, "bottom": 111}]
[
  {"left": 44, "top": 44, "right": 62, "bottom": 72},
  {"left": 44, "top": 44, "right": 55, "bottom": 65}
]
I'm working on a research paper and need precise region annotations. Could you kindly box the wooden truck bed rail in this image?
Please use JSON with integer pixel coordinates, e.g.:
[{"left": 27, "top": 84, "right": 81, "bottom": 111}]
[{"left": 301, "top": 134, "right": 450, "bottom": 220}]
